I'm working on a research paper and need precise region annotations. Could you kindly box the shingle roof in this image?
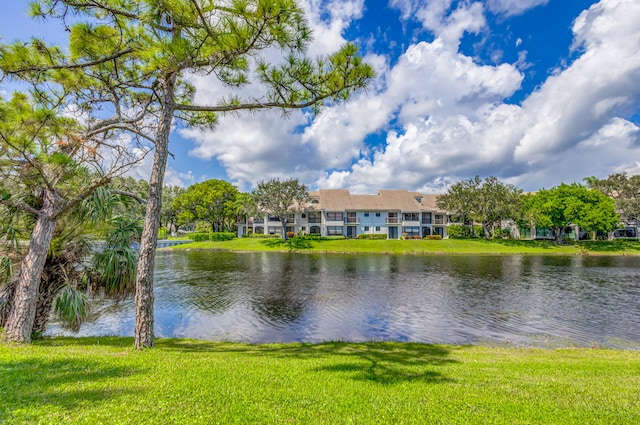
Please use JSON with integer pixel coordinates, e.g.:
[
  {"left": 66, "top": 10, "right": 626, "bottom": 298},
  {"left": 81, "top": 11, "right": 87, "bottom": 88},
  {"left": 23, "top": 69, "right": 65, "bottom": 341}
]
[{"left": 311, "top": 189, "right": 443, "bottom": 212}]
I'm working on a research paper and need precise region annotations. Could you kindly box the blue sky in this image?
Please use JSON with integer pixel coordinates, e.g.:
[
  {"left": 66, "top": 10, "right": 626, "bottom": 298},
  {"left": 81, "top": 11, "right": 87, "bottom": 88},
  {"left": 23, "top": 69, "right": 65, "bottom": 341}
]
[{"left": 2, "top": 0, "right": 639, "bottom": 193}]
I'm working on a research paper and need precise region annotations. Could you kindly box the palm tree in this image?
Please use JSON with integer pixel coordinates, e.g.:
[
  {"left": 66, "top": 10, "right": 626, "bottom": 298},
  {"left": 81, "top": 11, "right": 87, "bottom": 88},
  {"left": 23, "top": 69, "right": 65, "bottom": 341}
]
[{"left": 1, "top": 186, "right": 142, "bottom": 335}]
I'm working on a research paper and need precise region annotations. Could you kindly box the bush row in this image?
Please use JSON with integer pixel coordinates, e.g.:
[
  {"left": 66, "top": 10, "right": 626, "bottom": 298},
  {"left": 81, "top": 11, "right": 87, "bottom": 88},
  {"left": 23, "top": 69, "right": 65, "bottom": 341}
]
[
  {"left": 357, "top": 234, "right": 387, "bottom": 240},
  {"left": 191, "top": 232, "right": 236, "bottom": 242}
]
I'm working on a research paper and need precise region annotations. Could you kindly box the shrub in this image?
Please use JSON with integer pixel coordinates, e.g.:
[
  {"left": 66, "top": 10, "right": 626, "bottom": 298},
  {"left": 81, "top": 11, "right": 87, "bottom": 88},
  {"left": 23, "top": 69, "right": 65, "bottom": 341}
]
[
  {"left": 426, "top": 235, "right": 443, "bottom": 240},
  {"left": 404, "top": 235, "right": 422, "bottom": 240},
  {"left": 191, "top": 232, "right": 211, "bottom": 242},
  {"left": 157, "top": 227, "right": 168, "bottom": 239},
  {"left": 190, "top": 232, "right": 235, "bottom": 242},
  {"left": 357, "top": 234, "right": 387, "bottom": 240},
  {"left": 447, "top": 224, "right": 480, "bottom": 239},
  {"left": 286, "top": 232, "right": 296, "bottom": 239},
  {"left": 324, "top": 235, "right": 346, "bottom": 240},
  {"left": 210, "top": 232, "right": 235, "bottom": 241}
]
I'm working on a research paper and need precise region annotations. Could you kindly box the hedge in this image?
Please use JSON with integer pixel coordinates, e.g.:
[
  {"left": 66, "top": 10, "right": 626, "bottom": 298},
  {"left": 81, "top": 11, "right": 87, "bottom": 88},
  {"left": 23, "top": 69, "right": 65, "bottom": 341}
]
[
  {"left": 357, "top": 234, "right": 387, "bottom": 240},
  {"left": 191, "top": 232, "right": 236, "bottom": 241}
]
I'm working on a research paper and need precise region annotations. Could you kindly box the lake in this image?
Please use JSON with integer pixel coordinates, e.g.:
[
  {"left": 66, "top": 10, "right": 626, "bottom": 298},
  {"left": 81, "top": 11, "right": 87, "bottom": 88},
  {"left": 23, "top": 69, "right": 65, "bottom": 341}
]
[{"left": 46, "top": 251, "right": 640, "bottom": 348}]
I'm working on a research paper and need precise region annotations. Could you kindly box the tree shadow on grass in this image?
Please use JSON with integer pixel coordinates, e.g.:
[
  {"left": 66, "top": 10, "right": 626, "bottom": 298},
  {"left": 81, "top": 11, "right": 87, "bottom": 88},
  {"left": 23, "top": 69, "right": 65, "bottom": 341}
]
[
  {"left": 489, "top": 239, "right": 558, "bottom": 250},
  {"left": 36, "top": 338, "right": 458, "bottom": 386},
  {"left": 160, "top": 339, "right": 457, "bottom": 386},
  {"left": 577, "top": 240, "right": 640, "bottom": 253},
  {"left": 280, "top": 341, "right": 457, "bottom": 385},
  {"left": 0, "top": 354, "right": 145, "bottom": 423},
  {"left": 259, "top": 237, "right": 314, "bottom": 251}
]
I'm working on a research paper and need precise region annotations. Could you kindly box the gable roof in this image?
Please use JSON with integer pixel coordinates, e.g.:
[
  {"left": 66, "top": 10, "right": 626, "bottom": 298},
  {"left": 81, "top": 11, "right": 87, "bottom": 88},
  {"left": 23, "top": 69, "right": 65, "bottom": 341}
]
[{"left": 310, "top": 189, "right": 443, "bottom": 212}]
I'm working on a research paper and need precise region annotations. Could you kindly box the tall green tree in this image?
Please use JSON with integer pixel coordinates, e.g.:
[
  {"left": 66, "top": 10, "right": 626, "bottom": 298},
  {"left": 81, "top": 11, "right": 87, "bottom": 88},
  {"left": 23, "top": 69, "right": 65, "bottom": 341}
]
[
  {"left": 161, "top": 185, "right": 186, "bottom": 235},
  {"left": 252, "top": 178, "right": 308, "bottom": 240},
  {"left": 585, "top": 173, "right": 640, "bottom": 225},
  {"left": 173, "top": 179, "right": 238, "bottom": 232},
  {"left": 436, "top": 176, "right": 522, "bottom": 240},
  {"left": 523, "top": 183, "right": 619, "bottom": 244},
  {"left": 1, "top": 0, "right": 373, "bottom": 348},
  {"left": 0, "top": 93, "right": 140, "bottom": 342}
]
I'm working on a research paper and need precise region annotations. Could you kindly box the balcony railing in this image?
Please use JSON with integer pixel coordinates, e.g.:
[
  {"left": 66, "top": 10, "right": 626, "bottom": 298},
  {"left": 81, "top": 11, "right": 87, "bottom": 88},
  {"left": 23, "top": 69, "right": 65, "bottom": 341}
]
[
  {"left": 386, "top": 218, "right": 400, "bottom": 224},
  {"left": 253, "top": 219, "right": 264, "bottom": 224},
  {"left": 308, "top": 218, "right": 321, "bottom": 224},
  {"left": 434, "top": 218, "right": 446, "bottom": 225},
  {"left": 421, "top": 219, "right": 432, "bottom": 224},
  {"left": 344, "top": 217, "right": 360, "bottom": 224}
]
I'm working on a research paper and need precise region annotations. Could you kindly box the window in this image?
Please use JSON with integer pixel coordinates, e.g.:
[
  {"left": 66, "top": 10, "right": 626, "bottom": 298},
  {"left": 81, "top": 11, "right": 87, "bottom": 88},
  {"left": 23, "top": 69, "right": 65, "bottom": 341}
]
[
  {"left": 375, "top": 226, "right": 381, "bottom": 231},
  {"left": 301, "top": 213, "right": 306, "bottom": 218},
  {"left": 375, "top": 212, "right": 381, "bottom": 217},
  {"left": 403, "top": 213, "right": 419, "bottom": 221},
  {"left": 364, "top": 212, "right": 369, "bottom": 217},
  {"left": 326, "top": 212, "right": 343, "bottom": 221},
  {"left": 364, "top": 226, "right": 370, "bottom": 231},
  {"left": 308, "top": 212, "right": 321, "bottom": 223},
  {"left": 311, "top": 199, "right": 319, "bottom": 204},
  {"left": 403, "top": 226, "right": 420, "bottom": 236},
  {"left": 327, "top": 226, "right": 343, "bottom": 235},
  {"left": 310, "top": 226, "right": 321, "bottom": 234}
]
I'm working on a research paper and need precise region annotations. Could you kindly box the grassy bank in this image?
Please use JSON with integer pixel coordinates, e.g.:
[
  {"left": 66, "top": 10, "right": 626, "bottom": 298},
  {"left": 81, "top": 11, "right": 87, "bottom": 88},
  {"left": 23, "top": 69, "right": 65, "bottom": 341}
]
[
  {"left": 170, "top": 237, "right": 640, "bottom": 255},
  {"left": 1, "top": 337, "right": 638, "bottom": 424}
]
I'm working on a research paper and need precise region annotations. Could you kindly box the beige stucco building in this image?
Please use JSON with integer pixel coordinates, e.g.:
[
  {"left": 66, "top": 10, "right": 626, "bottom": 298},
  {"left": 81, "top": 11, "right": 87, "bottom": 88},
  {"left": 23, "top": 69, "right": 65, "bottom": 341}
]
[{"left": 238, "top": 189, "right": 450, "bottom": 239}]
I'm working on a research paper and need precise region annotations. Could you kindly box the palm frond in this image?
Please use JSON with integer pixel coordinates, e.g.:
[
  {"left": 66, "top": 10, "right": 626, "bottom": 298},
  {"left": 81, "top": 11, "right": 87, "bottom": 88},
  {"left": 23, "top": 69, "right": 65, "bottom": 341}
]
[{"left": 54, "top": 285, "right": 89, "bottom": 331}]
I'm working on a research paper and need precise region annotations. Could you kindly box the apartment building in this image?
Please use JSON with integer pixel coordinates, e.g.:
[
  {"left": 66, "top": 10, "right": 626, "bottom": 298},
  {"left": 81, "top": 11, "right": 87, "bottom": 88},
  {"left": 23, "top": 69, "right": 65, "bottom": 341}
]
[{"left": 238, "top": 189, "right": 450, "bottom": 239}]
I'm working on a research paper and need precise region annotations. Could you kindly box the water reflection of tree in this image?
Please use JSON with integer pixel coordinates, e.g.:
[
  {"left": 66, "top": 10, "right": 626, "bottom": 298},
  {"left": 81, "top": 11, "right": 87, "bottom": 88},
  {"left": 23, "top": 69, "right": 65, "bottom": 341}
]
[{"left": 249, "top": 254, "right": 315, "bottom": 324}]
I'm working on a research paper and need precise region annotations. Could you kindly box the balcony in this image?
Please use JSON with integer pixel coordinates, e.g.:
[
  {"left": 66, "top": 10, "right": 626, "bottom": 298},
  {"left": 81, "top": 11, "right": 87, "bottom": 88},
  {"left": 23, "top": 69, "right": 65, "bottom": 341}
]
[
  {"left": 253, "top": 219, "right": 264, "bottom": 225},
  {"left": 308, "top": 218, "right": 321, "bottom": 224},
  {"left": 344, "top": 217, "right": 360, "bottom": 225},
  {"left": 386, "top": 217, "right": 400, "bottom": 224},
  {"left": 434, "top": 218, "right": 446, "bottom": 225}
]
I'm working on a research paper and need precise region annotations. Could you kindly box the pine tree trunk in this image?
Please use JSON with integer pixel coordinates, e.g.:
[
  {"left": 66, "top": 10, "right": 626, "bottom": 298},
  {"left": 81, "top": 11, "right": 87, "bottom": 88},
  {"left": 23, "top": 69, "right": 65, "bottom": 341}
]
[
  {"left": 0, "top": 280, "right": 16, "bottom": 328},
  {"left": 4, "top": 190, "right": 58, "bottom": 343},
  {"left": 134, "top": 72, "right": 176, "bottom": 349}
]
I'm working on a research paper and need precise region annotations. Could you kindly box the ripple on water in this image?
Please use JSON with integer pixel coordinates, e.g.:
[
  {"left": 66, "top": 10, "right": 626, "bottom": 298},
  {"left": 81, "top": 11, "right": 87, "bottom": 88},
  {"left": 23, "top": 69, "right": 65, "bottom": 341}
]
[{"left": 45, "top": 252, "right": 640, "bottom": 348}]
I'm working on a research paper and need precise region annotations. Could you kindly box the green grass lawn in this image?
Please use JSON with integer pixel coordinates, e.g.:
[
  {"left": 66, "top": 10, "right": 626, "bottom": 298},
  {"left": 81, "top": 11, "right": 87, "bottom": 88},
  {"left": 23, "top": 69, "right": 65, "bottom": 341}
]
[
  {"left": 1, "top": 337, "right": 638, "bottom": 424},
  {"left": 170, "top": 237, "right": 640, "bottom": 256}
]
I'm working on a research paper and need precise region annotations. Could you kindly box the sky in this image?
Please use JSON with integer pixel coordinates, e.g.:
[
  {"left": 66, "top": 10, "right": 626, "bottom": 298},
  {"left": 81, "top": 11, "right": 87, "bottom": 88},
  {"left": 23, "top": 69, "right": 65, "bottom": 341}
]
[{"left": 1, "top": 0, "right": 639, "bottom": 193}]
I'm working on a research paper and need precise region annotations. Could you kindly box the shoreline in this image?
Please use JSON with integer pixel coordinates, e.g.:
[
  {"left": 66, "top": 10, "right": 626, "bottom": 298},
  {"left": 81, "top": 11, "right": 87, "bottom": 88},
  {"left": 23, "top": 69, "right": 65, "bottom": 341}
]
[{"left": 166, "top": 238, "right": 640, "bottom": 256}]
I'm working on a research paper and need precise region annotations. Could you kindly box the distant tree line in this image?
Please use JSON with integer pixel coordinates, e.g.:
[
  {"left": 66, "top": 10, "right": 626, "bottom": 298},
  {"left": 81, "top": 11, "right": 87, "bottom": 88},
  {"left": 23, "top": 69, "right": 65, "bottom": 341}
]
[{"left": 437, "top": 174, "right": 636, "bottom": 244}]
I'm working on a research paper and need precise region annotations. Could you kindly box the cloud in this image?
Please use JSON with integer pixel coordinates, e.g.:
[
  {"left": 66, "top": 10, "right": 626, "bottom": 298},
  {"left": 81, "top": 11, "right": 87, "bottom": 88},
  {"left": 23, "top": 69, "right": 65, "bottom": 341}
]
[
  {"left": 173, "top": 0, "right": 639, "bottom": 194},
  {"left": 389, "top": 0, "right": 486, "bottom": 50},
  {"left": 514, "top": 0, "right": 640, "bottom": 163},
  {"left": 318, "top": 0, "right": 640, "bottom": 192},
  {"left": 485, "top": 0, "right": 550, "bottom": 17}
]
